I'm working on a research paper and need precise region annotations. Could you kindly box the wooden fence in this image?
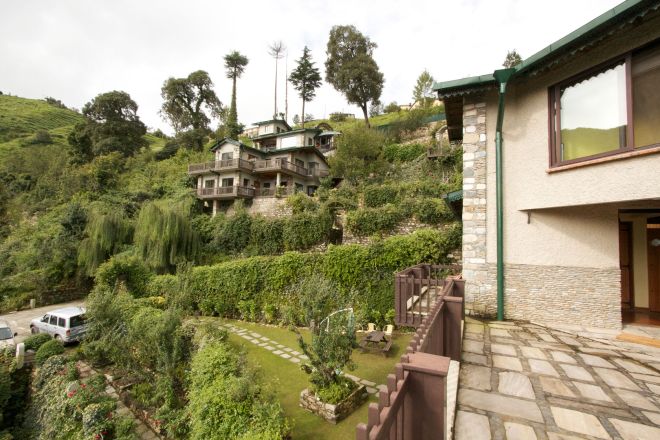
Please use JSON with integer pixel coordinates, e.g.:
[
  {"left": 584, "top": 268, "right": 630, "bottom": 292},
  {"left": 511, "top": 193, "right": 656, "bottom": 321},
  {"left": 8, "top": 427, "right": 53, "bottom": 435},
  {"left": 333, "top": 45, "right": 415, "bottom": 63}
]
[{"left": 356, "top": 275, "right": 464, "bottom": 440}]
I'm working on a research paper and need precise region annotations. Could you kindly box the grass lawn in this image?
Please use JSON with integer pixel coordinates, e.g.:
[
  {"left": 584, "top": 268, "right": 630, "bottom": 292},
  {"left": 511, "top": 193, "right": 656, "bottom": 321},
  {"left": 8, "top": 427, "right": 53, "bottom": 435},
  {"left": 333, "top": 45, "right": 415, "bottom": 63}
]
[{"left": 216, "top": 319, "right": 412, "bottom": 439}]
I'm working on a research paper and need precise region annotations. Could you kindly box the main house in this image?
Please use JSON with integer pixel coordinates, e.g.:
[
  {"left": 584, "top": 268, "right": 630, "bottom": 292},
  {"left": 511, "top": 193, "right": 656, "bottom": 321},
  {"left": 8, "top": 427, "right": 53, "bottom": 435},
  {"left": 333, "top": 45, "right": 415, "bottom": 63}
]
[
  {"left": 434, "top": 0, "right": 660, "bottom": 331},
  {"left": 188, "top": 119, "right": 333, "bottom": 216}
]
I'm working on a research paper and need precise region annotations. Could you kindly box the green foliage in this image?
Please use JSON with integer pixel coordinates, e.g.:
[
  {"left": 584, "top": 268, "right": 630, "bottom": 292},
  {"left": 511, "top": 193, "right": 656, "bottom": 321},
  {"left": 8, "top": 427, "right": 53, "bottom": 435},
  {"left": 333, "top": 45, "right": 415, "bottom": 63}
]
[
  {"left": 503, "top": 49, "right": 523, "bottom": 68},
  {"left": 35, "top": 340, "right": 64, "bottom": 365},
  {"left": 383, "top": 102, "right": 400, "bottom": 113},
  {"left": 224, "top": 52, "right": 249, "bottom": 139},
  {"left": 134, "top": 202, "right": 199, "bottom": 273},
  {"left": 188, "top": 339, "right": 289, "bottom": 440},
  {"left": 77, "top": 211, "right": 133, "bottom": 276},
  {"left": 414, "top": 198, "right": 454, "bottom": 225},
  {"left": 68, "top": 91, "right": 148, "bottom": 163},
  {"left": 412, "top": 70, "right": 436, "bottom": 107},
  {"left": 315, "top": 375, "right": 358, "bottom": 404},
  {"left": 383, "top": 143, "right": 426, "bottom": 162},
  {"left": 286, "top": 192, "right": 318, "bottom": 214},
  {"left": 328, "top": 125, "right": 387, "bottom": 184},
  {"left": 23, "top": 333, "right": 52, "bottom": 351},
  {"left": 346, "top": 204, "right": 403, "bottom": 236},
  {"left": 0, "top": 350, "right": 30, "bottom": 433},
  {"left": 94, "top": 254, "right": 153, "bottom": 297},
  {"left": 289, "top": 46, "right": 322, "bottom": 128},
  {"left": 214, "top": 210, "right": 252, "bottom": 253},
  {"left": 363, "top": 184, "right": 399, "bottom": 207},
  {"left": 246, "top": 216, "right": 284, "bottom": 256},
  {"left": 160, "top": 71, "right": 221, "bottom": 149},
  {"left": 153, "top": 227, "right": 459, "bottom": 323},
  {"left": 20, "top": 129, "right": 53, "bottom": 145},
  {"left": 0, "top": 95, "right": 83, "bottom": 143},
  {"left": 325, "top": 25, "right": 384, "bottom": 126},
  {"left": 283, "top": 210, "right": 332, "bottom": 251}
]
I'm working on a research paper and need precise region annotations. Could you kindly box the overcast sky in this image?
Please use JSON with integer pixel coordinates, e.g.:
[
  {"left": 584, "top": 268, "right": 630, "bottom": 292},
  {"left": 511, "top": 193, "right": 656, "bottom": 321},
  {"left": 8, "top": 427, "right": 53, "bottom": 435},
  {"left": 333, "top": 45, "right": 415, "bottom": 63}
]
[{"left": 2, "top": 0, "right": 622, "bottom": 134}]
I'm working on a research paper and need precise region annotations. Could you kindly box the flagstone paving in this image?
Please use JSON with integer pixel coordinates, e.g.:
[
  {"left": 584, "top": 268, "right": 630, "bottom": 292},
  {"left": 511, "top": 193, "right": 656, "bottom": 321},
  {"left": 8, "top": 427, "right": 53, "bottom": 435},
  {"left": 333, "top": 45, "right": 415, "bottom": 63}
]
[
  {"left": 456, "top": 318, "right": 660, "bottom": 439},
  {"left": 220, "top": 322, "right": 386, "bottom": 395}
]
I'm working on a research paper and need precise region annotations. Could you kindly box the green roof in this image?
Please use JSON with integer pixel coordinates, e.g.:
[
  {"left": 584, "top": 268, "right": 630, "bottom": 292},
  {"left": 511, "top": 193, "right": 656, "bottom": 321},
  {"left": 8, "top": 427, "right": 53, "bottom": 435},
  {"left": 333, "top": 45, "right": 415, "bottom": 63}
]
[
  {"left": 433, "top": 0, "right": 655, "bottom": 93},
  {"left": 251, "top": 127, "right": 322, "bottom": 141},
  {"left": 252, "top": 119, "right": 292, "bottom": 130}
]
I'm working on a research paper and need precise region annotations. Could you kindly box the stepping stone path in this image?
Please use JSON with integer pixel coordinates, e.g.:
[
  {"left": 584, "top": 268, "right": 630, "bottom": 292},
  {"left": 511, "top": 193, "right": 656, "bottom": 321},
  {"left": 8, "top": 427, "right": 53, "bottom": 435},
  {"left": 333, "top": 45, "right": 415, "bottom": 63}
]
[
  {"left": 77, "top": 361, "right": 160, "bottom": 440},
  {"left": 455, "top": 318, "right": 660, "bottom": 440},
  {"left": 221, "top": 323, "right": 386, "bottom": 395}
]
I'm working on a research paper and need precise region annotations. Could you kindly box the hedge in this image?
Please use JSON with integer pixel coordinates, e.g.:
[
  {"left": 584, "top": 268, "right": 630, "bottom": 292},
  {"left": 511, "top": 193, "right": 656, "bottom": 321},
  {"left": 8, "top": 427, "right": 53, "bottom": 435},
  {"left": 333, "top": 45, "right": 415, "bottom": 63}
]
[
  {"left": 363, "top": 185, "right": 399, "bottom": 208},
  {"left": 346, "top": 204, "right": 404, "bottom": 236},
  {"left": 154, "top": 226, "right": 461, "bottom": 325},
  {"left": 383, "top": 143, "right": 426, "bottom": 162}
]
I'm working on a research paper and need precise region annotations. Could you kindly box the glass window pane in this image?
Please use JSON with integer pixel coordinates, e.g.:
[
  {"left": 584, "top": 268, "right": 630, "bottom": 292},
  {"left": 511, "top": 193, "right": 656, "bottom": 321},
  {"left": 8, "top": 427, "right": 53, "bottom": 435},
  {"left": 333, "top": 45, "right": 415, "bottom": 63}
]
[
  {"left": 633, "top": 45, "right": 660, "bottom": 148},
  {"left": 49, "top": 315, "right": 58, "bottom": 325},
  {"left": 559, "top": 63, "right": 627, "bottom": 161}
]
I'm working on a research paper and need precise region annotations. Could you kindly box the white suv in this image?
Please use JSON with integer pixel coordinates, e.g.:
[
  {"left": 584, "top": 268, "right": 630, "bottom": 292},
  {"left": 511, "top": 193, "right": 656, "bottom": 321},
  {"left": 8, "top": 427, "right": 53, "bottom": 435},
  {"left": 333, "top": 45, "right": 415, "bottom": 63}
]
[
  {"left": 0, "top": 321, "right": 17, "bottom": 349},
  {"left": 30, "top": 307, "right": 87, "bottom": 343}
]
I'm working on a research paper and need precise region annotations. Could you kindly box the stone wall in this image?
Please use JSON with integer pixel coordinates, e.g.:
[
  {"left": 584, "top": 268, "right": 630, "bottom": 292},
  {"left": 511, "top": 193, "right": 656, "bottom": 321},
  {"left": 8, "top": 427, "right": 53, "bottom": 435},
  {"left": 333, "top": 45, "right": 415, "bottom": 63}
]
[
  {"left": 299, "top": 385, "right": 368, "bottom": 424},
  {"left": 460, "top": 96, "right": 490, "bottom": 317},
  {"left": 466, "top": 263, "right": 621, "bottom": 330},
  {"left": 341, "top": 216, "right": 437, "bottom": 246},
  {"left": 220, "top": 197, "right": 292, "bottom": 219}
]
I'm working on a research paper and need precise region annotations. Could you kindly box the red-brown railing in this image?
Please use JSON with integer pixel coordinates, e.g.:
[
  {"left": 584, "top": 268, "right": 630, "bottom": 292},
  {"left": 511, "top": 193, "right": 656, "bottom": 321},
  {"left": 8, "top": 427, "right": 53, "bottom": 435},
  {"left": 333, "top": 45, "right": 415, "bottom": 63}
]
[
  {"left": 395, "top": 264, "right": 462, "bottom": 327},
  {"left": 188, "top": 158, "right": 255, "bottom": 174},
  {"left": 356, "top": 275, "right": 464, "bottom": 440},
  {"left": 196, "top": 185, "right": 255, "bottom": 198}
]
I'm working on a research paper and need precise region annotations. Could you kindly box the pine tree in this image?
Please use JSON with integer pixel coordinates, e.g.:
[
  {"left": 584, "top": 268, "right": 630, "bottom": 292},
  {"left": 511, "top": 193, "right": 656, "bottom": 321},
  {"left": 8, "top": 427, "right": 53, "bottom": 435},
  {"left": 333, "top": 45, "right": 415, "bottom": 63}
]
[
  {"left": 289, "top": 47, "right": 322, "bottom": 129},
  {"left": 224, "top": 51, "right": 249, "bottom": 139},
  {"left": 503, "top": 50, "right": 523, "bottom": 68}
]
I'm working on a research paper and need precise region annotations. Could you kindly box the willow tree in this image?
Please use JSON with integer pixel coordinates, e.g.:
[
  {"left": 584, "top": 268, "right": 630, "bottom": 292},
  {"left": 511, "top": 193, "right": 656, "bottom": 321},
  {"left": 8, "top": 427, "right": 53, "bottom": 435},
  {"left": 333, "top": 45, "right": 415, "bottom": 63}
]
[
  {"left": 78, "top": 212, "right": 133, "bottom": 276},
  {"left": 133, "top": 203, "right": 199, "bottom": 273}
]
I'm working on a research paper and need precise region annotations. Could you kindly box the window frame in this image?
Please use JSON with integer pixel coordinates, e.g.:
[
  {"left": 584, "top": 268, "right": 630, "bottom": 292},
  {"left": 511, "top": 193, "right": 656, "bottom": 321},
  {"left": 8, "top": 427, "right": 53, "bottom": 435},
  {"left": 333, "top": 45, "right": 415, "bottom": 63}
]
[{"left": 548, "top": 44, "right": 660, "bottom": 168}]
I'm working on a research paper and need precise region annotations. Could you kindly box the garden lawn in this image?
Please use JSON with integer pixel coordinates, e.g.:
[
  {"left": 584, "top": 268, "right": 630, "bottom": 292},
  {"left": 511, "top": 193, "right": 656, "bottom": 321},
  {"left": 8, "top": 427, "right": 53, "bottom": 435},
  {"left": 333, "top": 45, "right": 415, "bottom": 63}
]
[{"left": 219, "top": 319, "right": 413, "bottom": 439}]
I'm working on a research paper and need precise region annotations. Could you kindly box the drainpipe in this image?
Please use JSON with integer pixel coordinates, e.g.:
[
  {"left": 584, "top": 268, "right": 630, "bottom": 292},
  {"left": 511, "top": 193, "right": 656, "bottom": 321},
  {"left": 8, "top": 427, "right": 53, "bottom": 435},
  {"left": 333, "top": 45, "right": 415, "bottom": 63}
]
[{"left": 493, "top": 68, "right": 516, "bottom": 321}]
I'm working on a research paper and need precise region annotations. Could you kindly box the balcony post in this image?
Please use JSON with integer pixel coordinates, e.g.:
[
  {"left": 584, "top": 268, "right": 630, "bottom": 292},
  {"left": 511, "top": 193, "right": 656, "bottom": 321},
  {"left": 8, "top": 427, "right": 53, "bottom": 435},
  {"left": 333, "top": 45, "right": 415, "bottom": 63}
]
[
  {"left": 212, "top": 200, "right": 219, "bottom": 217},
  {"left": 276, "top": 172, "right": 281, "bottom": 187},
  {"left": 197, "top": 176, "right": 202, "bottom": 188}
]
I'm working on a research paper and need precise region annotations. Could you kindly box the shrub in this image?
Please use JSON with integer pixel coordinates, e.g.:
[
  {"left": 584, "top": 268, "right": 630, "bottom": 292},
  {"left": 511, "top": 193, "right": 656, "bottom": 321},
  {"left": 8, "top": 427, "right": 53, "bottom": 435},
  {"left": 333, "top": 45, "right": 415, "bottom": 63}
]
[
  {"left": 247, "top": 216, "right": 284, "bottom": 255},
  {"left": 283, "top": 210, "right": 333, "bottom": 251},
  {"left": 383, "top": 143, "right": 426, "bottom": 162},
  {"left": 35, "top": 340, "right": 64, "bottom": 365},
  {"left": 286, "top": 192, "right": 318, "bottom": 214},
  {"left": 415, "top": 198, "right": 454, "bottom": 224},
  {"left": 23, "top": 333, "right": 52, "bottom": 351},
  {"left": 316, "top": 375, "right": 359, "bottom": 404},
  {"left": 363, "top": 184, "right": 399, "bottom": 207},
  {"left": 95, "top": 254, "right": 153, "bottom": 297},
  {"left": 346, "top": 204, "right": 403, "bottom": 236},
  {"left": 214, "top": 211, "right": 252, "bottom": 253}
]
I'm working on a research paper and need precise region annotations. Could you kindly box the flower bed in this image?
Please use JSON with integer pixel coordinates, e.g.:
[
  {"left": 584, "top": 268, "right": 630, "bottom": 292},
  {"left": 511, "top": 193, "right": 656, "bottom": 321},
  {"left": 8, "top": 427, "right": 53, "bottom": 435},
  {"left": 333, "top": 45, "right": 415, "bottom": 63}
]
[{"left": 299, "top": 384, "right": 368, "bottom": 424}]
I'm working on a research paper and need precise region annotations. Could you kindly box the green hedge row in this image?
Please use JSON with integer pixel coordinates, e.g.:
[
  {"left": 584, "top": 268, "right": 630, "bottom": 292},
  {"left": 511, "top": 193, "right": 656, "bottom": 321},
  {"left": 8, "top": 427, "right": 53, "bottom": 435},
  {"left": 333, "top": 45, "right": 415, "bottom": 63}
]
[{"left": 148, "top": 226, "right": 461, "bottom": 325}]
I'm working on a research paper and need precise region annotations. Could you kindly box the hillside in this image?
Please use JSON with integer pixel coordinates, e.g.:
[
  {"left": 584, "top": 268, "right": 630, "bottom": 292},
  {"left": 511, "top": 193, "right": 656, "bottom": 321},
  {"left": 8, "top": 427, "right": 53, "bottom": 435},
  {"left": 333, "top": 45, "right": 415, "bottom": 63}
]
[{"left": 0, "top": 95, "right": 84, "bottom": 142}]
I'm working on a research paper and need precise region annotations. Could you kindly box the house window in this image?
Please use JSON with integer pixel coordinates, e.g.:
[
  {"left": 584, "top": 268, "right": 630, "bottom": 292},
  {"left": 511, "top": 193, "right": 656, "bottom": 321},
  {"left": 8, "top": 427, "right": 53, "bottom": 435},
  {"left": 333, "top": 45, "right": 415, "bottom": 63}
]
[
  {"left": 204, "top": 180, "right": 215, "bottom": 188},
  {"left": 221, "top": 178, "right": 234, "bottom": 187},
  {"left": 295, "top": 183, "right": 304, "bottom": 193},
  {"left": 221, "top": 152, "right": 233, "bottom": 160},
  {"left": 308, "top": 137, "right": 313, "bottom": 146},
  {"left": 295, "top": 158, "right": 305, "bottom": 168},
  {"left": 550, "top": 43, "right": 660, "bottom": 166},
  {"left": 263, "top": 182, "right": 271, "bottom": 189},
  {"left": 243, "top": 178, "right": 250, "bottom": 187},
  {"left": 307, "top": 186, "right": 318, "bottom": 196}
]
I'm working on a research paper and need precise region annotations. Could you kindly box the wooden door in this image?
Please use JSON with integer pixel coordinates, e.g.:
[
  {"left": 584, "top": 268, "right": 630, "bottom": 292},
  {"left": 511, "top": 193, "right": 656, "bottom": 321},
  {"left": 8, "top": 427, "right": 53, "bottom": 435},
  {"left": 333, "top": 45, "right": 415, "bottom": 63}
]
[
  {"left": 648, "top": 228, "right": 660, "bottom": 313},
  {"left": 619, "top": 222, "right": 634, "bottom": 309}
]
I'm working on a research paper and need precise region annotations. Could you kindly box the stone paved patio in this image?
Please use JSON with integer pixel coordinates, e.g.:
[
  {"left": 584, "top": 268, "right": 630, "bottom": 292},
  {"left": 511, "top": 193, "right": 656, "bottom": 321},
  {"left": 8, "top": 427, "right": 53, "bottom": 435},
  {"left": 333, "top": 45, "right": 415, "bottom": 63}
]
[{"left": 455, "top": 318, "right": 660, "bottom": 440}]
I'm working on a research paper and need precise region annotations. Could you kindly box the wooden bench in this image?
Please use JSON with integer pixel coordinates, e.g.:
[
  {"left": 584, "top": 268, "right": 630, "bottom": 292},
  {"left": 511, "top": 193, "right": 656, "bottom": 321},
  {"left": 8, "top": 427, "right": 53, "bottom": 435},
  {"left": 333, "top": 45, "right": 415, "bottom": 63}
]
[{"left": 380, "top": 339, "right": 393, "bottom": 356}]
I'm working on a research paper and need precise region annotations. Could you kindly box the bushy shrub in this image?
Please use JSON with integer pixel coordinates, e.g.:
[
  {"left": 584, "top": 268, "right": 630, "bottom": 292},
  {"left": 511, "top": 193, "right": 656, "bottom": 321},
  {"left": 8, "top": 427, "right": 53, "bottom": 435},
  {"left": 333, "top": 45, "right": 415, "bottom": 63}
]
[
  {"left": 286, "top": 192, "right": 318, "bottom": 214},
  {"left": 415, "top": 198, "right": 454, "bottom": 224},
  {"left": 283, "top": 210, "right": 332, "bottom": 251},
  {"left": 23, "top": 333, "right": 52, "bottom": 351},
  {"left": 95, "top": 254, "right": 153, "bottom": 297},
  {"left": 247, "top": 216, "right": 284, "bottom": 255},
  {"left": 35, "top": 340, "right": 64, "bottom": 365},
  {"left": 188, "top": 340, "right": 289, "bottom": 440},
  {"left": 145, "top": 274, "right": 178, "bottom": 298},
  {"left": 315, "top": 375, "right": 358, "bottom": 404},
  {"left": 346, "top": 204, "right": 404, "bottom": 236},
  {"left": 363, "top": 184, "right": 399, "bottom": 207},
  {"left": 383, "top": 143, "right": 426, "bottom": 162},
  {"left": 214, "top": 211, "right": 252, "bottom": 253}
]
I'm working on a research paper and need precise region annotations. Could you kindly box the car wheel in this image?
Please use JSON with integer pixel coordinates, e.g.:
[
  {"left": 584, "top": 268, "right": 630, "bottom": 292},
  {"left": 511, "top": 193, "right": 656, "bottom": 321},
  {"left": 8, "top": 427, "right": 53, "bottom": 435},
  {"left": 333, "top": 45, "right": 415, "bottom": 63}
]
[
  {"left": 54, "top": 334, "right": 62, "bottom": 341},
  {"left": 30, "top": 326, "right": 38, "bottom": 334}
]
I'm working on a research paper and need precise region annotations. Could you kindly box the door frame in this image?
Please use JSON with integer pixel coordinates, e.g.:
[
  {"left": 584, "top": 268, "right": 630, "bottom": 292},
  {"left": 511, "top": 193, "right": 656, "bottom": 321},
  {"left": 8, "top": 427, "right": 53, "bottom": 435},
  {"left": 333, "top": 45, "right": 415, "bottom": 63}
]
[{"left": 619, "top": 221, "right": 634, "bottom": 309}]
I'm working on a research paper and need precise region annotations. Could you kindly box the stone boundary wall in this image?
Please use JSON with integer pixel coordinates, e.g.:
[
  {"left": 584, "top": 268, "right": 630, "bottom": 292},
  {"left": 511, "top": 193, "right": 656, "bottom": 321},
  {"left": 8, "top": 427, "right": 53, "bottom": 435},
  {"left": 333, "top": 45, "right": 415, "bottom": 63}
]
[
  {"left": 221, "top": 197, "right": 293, "bottom": 219},
  {"left": 465, "top": 263, "right": 622, "bottom": 330},
  {"left": 341, "top": 218, "right": 437, "bottom": 246}
]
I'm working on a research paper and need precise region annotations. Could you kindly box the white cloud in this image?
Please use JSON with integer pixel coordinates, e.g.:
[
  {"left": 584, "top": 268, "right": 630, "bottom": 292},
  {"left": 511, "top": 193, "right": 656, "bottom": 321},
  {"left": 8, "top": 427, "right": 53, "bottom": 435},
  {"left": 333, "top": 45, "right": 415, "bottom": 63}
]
[{"left": 1, "top": 0, "right": 622, "bottom": 134}]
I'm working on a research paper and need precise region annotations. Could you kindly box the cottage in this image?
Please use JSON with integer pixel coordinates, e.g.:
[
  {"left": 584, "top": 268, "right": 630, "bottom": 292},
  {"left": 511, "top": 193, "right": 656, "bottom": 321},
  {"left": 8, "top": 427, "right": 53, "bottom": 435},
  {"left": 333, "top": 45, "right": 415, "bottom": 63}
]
[
  {"left": 188, "top": 120, "right": 332, "bottom": 216},
  {"left": 434, "top": 0, "right": 660, "bottom": 330}
]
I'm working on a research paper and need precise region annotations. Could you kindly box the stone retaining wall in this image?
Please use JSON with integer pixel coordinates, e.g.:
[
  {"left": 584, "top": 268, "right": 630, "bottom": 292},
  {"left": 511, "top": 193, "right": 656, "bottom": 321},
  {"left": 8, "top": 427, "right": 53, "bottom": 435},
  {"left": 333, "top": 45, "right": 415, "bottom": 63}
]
[
  {"left": 300, "top": 385, "right": 368, "bottom": 424},
  {"left": 465, "top": 263, "right": 622, "bottom": 330},
  {"left": 341, "top": 218, "right": 438, "bottom": 246}
]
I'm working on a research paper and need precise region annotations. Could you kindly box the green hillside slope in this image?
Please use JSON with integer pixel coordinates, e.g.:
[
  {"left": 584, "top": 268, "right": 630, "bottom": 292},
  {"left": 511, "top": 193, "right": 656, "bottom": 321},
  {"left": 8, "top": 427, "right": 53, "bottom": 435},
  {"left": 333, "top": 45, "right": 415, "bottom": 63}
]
[{"left": 0, "top": 95, "right": 84, "bottom": 142}]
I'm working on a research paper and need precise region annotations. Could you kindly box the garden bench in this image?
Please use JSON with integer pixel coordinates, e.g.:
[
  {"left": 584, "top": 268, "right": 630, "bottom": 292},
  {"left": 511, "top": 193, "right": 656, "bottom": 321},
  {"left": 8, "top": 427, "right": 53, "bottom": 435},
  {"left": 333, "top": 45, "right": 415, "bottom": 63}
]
[{"left": 380, "top": 339, "right": 393, "bottom": 356}]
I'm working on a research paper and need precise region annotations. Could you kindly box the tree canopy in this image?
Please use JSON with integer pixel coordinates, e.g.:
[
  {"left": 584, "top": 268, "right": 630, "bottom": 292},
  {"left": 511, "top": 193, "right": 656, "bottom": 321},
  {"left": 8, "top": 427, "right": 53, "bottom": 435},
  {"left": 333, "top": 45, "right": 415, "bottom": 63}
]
[
  {"left": 325, "top": 25, "right": 384, "bottom": 128},
  {"left": 412, "top": 70, "right": 435, "bottom": 107},
  {"left": 289, "top": 46, "right": 322, "bottom": 128},
  {"left": 68, "top": 91, "right": 148, "bottom": 163},
  {"left": 502, "top": 50, "right": 523, "bottom": 68},
  {"left": 223, "top": 51, "right": 249, "bottom": 139},
  {"left": 160, "top": 70, "right": 222, "bottom": 149}
]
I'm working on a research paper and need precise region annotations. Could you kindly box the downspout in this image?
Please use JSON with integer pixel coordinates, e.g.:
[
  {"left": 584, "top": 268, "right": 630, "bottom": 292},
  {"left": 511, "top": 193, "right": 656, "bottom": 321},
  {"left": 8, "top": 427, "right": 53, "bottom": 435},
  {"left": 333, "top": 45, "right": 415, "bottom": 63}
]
[{"left": 492, "top": 68, "right": 516, "bottom": 321}]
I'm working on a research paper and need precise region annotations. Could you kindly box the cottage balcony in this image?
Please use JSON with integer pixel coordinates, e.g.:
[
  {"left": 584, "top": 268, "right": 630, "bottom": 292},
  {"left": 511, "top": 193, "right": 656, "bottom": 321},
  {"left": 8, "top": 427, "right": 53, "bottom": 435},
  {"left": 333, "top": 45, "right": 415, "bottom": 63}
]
[
  {"left": 307, "top": 168, "right": 330, "bottom": 179},
  {"left": 253, "top": 158, "right": 308, "bottom": 177},
  {"left": 195, "top": 185, "right": 255, "bottom": 199},
  {"left": 188, "top": 158, "right": 255, "bottom": 175}
]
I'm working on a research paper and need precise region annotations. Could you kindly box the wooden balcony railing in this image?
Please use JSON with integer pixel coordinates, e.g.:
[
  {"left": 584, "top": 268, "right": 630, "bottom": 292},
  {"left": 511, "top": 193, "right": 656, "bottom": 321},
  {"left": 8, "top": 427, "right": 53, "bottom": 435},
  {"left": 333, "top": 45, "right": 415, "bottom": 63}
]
[
  {"left": 307, "top": 168, "right": 330, "bottom": 179},
  {"left": 255, "top": 186, "right": 297, "bottom": 197},
  {"left": 356, "top": 275, "right": 464, "bottom": 440},
  {"left": 253, "top": 158, "right": 308, "bottom": 176},
  {"left": 188, "top": 158, "right": 255, "bottom": 174},
  {"left": 196, "top": 185, "right": 255, "bottom": 198},
  {"left": 395, "top": 264, "right": 462, "bottom": 328}
]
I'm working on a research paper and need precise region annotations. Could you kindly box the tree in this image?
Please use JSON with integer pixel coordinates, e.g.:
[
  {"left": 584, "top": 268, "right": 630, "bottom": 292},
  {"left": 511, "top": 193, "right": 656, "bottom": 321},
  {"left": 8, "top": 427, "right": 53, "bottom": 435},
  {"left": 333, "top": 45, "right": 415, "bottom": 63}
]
[
  {"left": 292, "top": 114, "right": 300, "bottom": 125},
  {"left": 160, "top": 70, "right": 222, "bottom": 150},
  {"left": 503, "top": 50, "right": 522, "bottom": 68},
  {"left": 268, "top": 41, "right": 286, "bottom": 118},
  {"left": 328, "top": 125, "right": 387, "bottom": 184},
  {"left": 384, "top": 101, "right": 400, "bottom": 113},
  {"left": 289, "top": 47, "right": 322, "bottom": 129},
  {"left": 68, "top": 91, "right": 148, "bottom": 163},
  {"left": 369, "top": 100, "right": 383, "bottom": 117},
  {"left": 224, "top": 51, "right": 249, "bottom": 139},
  {"left": 412, "top": 70, "right": 435, "bottom": 107},
  {"left": 325, "top": 25, "right": 384, "bottom": 128}
]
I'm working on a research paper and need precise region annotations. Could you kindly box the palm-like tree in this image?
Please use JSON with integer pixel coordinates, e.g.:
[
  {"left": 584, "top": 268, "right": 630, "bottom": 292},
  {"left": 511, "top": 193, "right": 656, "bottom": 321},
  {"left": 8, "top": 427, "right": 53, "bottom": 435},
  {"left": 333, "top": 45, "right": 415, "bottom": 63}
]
[
  {"left": 224, "top": 51, "right": 249, "bottom": 139},
  {"left": 268, "top": 41, "right": 286, "bottom": 119}
]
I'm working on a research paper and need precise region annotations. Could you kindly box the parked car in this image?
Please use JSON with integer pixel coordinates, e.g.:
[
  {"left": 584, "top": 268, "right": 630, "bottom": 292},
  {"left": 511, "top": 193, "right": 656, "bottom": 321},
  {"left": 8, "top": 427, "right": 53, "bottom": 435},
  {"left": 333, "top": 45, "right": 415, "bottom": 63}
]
[
  {"left": 0, "top": 321, "right": 17, "bottom": 349},
  {"left": 29, "top": 307, "right": 87, "bottom": 343}
]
